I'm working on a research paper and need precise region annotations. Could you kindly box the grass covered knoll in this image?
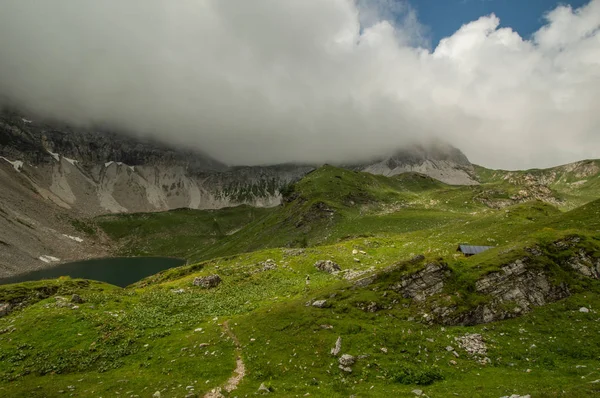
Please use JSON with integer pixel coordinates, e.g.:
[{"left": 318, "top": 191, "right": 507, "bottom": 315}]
[{"left": 1, "top": 194, "right": 600, "bottom": 396}]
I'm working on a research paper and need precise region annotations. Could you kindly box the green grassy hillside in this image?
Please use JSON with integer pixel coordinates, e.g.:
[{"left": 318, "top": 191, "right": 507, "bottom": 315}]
[
  {"left": 95, "top": 163, "right": 600, "bottom": 264},
  {"left": 1, "top": 164, "right": 600, "bottom": 397},
  {"left": 94, "top": 206, "right": 275, "bottom": 259}
]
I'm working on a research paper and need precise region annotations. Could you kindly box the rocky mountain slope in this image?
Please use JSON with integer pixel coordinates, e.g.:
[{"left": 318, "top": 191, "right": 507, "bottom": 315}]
[
  {"left": 474, "top": 160, "right": 600, "bottom": 210},
  {"left": 0, "top": 111, "right": 314, "bottom": 215},
  {"left": 355, "top": 142, "right": 478, "bottom": 185},
  {"left": 0, "top": 110, "right": 312, "bottom": 274}
]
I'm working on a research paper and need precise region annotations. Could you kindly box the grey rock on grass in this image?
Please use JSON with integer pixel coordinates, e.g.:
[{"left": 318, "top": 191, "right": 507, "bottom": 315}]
[
  {"left": 338, "top": 354, "right": 355, "bottom": 367},
  {"left": 314, "top": 260, "right": 341, "bottom": 273},
  {"left": 193, "top": 275, "right": 222, "bottom": 288}
]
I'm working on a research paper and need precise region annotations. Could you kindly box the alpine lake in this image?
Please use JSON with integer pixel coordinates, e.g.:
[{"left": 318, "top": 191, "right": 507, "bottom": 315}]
[{"left": 0, "top": 257, "right": 186, "bottom": 287}]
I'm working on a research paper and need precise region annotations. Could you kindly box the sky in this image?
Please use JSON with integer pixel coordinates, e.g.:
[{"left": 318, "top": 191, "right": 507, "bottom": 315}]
[
  {"left": 415, "top": 0, "right": 591, "bottom": 47},
  {"left": 0, "top": 0, "right": 599, "bottom": 170}
]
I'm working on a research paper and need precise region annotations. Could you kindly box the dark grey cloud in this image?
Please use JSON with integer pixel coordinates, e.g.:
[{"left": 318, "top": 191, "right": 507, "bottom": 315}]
[{"left": 0, "top": 0, "right": 599, "bottom": 169}]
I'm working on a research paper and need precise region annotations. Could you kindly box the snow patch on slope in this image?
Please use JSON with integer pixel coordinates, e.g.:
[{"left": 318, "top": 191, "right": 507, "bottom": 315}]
[
  {"left": 47, "top": 150, "right": 60, "bottom": 161},
  {"left": 63, "top": 157, "right": 78, "bottom": 166},
  {"left": 63, "top": 234, "right": 84, "bottom": 243},
  {"left": 104, "top": 161, "right": 134, "bottom": 172},
  {"left": 0, "top": 157, "right": 23, "bottom": 172},
  {"left": 39, "top": 255, "right": 60, "bottom": 263}
]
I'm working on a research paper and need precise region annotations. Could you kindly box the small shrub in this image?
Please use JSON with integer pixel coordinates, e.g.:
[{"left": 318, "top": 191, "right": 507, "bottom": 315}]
[{"left": 387, "top": 364, "right": 444, "bottom": 385}]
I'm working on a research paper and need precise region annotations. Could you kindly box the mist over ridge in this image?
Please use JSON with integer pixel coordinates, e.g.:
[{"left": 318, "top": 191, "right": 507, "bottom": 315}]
[{"left": 0, "top": 0, "right": 599, "bottom": 169}]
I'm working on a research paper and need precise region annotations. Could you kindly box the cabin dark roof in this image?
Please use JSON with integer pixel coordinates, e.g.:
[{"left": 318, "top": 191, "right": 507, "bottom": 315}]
[{"left": 457, "top": 245, "right": 495, "bottom": 255}]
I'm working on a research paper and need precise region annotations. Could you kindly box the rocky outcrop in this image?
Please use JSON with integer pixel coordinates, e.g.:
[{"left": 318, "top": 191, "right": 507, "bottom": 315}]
[
  {"left": 567, "top": 250, "right": 600, "bottom": 279},
  {"left": 0, "top": 303, "right": 12, "bottom": 317},
  {"left": 193, "top": 275, "right": 222, "bottom": 288},
  {"left": 390, "top": 262, "right": 451, "bottom": 302},
  {"left": 314, "top": 260, "right": 341, "bottom": 273},
  {"left": 437, "top": 256, "right": 572, "bottom": 326},
  {"left": 475, "top": 160, "right": 600, "bottom": 209},
  {"left": 356, "top": 241, "right": 599, "bottom": 326},
  {"left": 467, "top": 258, "right": 571, "bottom": 323}
]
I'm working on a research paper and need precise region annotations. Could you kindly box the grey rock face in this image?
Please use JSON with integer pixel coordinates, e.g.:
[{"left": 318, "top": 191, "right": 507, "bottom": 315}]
[
  {"left": 193, "top": 275, "right": 222, "bottom": 288},
  {"left": 0, "top": 110, "right": 314, "bottom": 216},
  {"left": 354, "top": 240, "right": 600, "bottom": 326},
  {"left": 354, "top": 142, "right": 477, "bottom": 185},
  {"left": 314, "top": 260, "right": 341, "bottom": 273},
  {"left": 0, "top": 111, "right": 226, "bottom": 171},
  {"left": 390, "top": 262, "right": 451, "bottom": 302},
  {"left": 567, "top": 250, "right": 600, "bottom": 279},
  {"left": 468, "top": 258, "right": 570, "bottom": 324}
]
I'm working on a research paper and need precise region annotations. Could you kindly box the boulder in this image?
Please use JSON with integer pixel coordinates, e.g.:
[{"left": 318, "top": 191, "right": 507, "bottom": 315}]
[
  {"left": 338, "top": 354, "right": 355, "bottom": 367},
  {"left": 193, "top": 275, "right": 222, "bottom": 288},
  {"left": 0, "top": 303, "right": 12, "bottom": 317},
  {"left": 258, "top": 383, "right": 270, "bottom": 393},
  {"left": 261, "top": 259, "right": 277, "bottom": 271},
  {"left": 312, "top": 300, "right": 328, "bottom": 308},
  {"left": 455, "top": 333, "right": 487, "bottom": 356},
  {"left": 330, "top": 336, "right": 342, "bottom": 356},
  {"left": 314, "top": 260, "right": 341, "bottom": 273},
  {"left": 55, "top": 296, "right": 71, "bottom": 308},
  {"left": 71, "top": 294, "right": 84, "bottom": 304}
]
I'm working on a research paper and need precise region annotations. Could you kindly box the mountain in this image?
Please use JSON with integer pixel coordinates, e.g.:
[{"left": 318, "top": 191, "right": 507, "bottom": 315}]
[
  {"left": 2, "top": 108, "right": 599, "bottom": 277},
  {"left": 0, "top": 110, "right": 312, "bottom": 275},
  {"left": 1, "top": 166, "right": 600, "bottom": 396},
  {"left": 0, "top": 110, "right": 313, "bottom": 215},
  {"left": 1, "top": 110, "right": 600, "bottom": 395},
  {"left": 355, "top": 141, "right": 478, "bottom": 185}
]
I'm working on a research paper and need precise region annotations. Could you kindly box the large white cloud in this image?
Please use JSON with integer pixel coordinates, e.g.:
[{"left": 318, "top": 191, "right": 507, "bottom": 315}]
[{"left": 0, "top": 0, "right": 598, "bottom": 169}]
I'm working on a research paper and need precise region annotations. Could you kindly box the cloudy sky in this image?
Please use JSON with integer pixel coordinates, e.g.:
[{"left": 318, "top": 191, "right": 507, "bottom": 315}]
[{"left": 0, "top": 0, "right": 599, "bottom": 170}]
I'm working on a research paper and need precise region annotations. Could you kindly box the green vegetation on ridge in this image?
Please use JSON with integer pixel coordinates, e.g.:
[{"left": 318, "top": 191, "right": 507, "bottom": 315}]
[{"left": 1, "top": 164, "right": 600, "bottom": 397}]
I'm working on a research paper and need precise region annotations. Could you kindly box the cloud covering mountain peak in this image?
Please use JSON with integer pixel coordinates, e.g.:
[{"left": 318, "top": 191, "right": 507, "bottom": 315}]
[{"left": 0, "top": 0, "right": 598, "bottom": 169}]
